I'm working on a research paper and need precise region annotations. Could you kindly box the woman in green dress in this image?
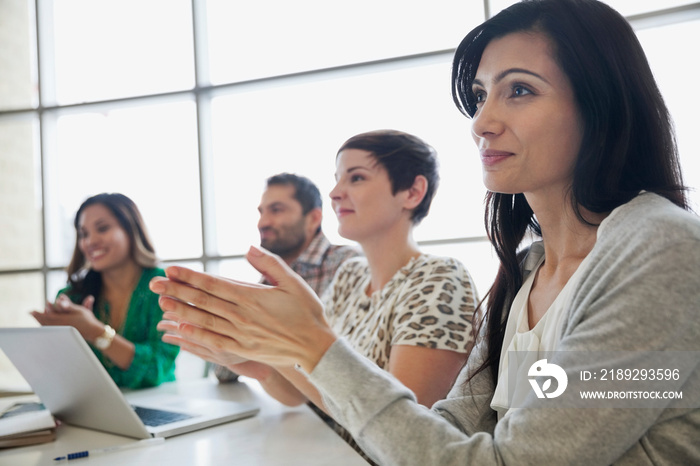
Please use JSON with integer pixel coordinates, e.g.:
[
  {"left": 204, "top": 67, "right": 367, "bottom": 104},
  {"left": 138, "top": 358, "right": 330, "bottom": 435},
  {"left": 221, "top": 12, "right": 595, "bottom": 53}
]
[{"left": 32, "top": 193, "right": 178, "bottom": 389}]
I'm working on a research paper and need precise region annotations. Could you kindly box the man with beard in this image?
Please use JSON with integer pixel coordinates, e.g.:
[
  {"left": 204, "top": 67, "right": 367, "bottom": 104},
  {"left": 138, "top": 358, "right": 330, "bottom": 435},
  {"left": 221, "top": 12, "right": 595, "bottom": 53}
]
[{"left": 213, "top": 173, "right": 360, "bottom": 382}]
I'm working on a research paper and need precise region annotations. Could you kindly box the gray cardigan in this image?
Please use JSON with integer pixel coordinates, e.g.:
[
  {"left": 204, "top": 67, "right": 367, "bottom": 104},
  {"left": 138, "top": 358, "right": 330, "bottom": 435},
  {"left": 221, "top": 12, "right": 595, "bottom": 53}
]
[{"left": 309, "top": 192, "right": 700, "bottom": 465}]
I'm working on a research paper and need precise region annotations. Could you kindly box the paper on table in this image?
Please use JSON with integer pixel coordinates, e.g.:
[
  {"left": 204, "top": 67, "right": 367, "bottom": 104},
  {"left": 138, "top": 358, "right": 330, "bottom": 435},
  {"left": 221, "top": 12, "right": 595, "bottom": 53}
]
[
  {"left": 0, "top": 398, "right": 56, "bottom": 437},
  {"left": 0, "top": 427, "right": 56, "bottom": 448}
]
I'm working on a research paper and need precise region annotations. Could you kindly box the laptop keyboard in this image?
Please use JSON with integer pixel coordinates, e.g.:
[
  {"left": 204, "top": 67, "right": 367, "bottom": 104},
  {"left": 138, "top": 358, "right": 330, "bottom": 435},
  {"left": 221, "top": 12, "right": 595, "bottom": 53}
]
[{"left": 132, "top": 405, "right": 194, "bottom": 427}]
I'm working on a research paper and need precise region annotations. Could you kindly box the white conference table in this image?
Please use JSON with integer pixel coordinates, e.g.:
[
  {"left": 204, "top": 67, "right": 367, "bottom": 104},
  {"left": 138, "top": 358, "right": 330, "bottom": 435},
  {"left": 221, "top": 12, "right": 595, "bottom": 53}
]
[{"left": 0, "top": 376, "right": 368, "bottom": 466}]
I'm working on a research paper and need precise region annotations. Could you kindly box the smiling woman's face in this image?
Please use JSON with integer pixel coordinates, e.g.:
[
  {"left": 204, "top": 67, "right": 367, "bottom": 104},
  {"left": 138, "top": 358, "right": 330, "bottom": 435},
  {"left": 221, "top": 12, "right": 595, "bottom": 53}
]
[
  {"left": 470, "top": 31, "right": 584, "bottom": 199},
  {"left": 78, "top": 203, "right": 133, "bottom": 272}
]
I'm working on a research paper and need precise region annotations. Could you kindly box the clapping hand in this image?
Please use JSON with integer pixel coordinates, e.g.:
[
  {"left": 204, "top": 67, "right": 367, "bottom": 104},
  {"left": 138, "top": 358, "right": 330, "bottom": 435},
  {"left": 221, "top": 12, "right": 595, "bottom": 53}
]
[
  {"left": 150, "top": 245, "right": 337, "bottom": 373},
  {"left": 30, "top": 294, "right": 101, "bottom": 339},
  {"left": 157, "top": 319, "right": 249, "bottom": 368}
]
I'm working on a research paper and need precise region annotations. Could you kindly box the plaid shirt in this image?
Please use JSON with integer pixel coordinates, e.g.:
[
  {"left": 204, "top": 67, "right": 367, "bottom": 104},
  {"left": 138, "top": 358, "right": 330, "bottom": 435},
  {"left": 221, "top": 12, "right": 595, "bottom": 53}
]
[
  {"left": 214, "top": 232, "right": 360, "bottom": 382},
  {"left": 274, "top": 231, "right": 361, "bottom": 296}
]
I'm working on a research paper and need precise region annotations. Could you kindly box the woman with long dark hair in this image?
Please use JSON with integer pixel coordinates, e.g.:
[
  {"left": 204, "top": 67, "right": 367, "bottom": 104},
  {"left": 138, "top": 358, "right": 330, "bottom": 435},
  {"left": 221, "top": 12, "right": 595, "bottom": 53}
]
[
  {"left": 149, "top": 0, "right": 700, "bottom": 463},
  {"left": 32, "top": 193, "right": 178, "bottom": 389}
]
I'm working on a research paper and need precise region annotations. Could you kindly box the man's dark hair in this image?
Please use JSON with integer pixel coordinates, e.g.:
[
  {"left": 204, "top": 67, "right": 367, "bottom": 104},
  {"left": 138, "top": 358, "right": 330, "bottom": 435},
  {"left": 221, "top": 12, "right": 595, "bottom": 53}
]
[{"left": 266, "top": 173, "right": 323, "bottom": 215}]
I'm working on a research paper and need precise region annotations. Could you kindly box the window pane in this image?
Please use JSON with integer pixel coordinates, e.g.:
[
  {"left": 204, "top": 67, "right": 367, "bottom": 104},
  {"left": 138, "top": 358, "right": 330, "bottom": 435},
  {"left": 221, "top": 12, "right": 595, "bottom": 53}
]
[
  {"left": 602, "top": 0, "right": 698, "bottom": 17},
  {"left": 207, "top": 0, "right": 484, "bottom": 84},
  {"left": 47, "top": 270, "right": 68, "bottom": 302},
  {"left": 637, "top": 19, "right": 700, "bottom": 211},
  {"left": 210, "top": 58, "right": 485, "bottom": 256},
  {"left": 488, "top": 0, "right": 697, "bottom": 17},
  {"left": 487, "top": 0, "right": 517, "bottom": 15},
  {"left": 0, "top": 272, "right": 42, "bottom": 391},
  {"left": 0, "top": 2, "right": 37, "bottom": 111},
  {"left": 43, "top": 99, "right": 203, "bottom": 267},
  {"left": 213, "top": 258, "right": 261, "bottom": 284},
  {"left": 51, "top": 0, "right": 194, "bottom": 104},
  {"left": 161, "top": 260, "right": 205, "bottom": 274},
  {"left": 0, "top": 116, "right": 42, "bottom": 270},
  {"left": 0, "top": 273, "right": 44, "bottom": 327}
]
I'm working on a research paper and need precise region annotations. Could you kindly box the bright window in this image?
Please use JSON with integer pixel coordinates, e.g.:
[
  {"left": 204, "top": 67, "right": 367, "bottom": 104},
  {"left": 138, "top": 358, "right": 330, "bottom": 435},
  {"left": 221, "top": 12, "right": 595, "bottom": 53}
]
[
  {"left": 0, "top": 0, "right": 698, "bottom": 346},
  {"left": 43, "top": 99, "right": 203, "bottom": 273},
  {"left": 50, "top": 0, "right": 195, "bottom": 104},
  {"left": 210, "top": 57, "right": 486, "bottom": 256}
]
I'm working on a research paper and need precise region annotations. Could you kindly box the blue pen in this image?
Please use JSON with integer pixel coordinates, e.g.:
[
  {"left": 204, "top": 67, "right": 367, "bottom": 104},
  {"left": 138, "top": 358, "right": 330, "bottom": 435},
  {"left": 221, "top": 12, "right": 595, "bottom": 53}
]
[{"left": 54, "top": 437, "right": 164, "bottom": 461}]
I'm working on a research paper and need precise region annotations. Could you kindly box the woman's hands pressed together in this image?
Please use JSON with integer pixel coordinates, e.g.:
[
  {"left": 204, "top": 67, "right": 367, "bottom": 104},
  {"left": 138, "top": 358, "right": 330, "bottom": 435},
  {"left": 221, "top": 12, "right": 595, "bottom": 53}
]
[{"left": 149, "top": 245, "right": 338, "bottom": 374}]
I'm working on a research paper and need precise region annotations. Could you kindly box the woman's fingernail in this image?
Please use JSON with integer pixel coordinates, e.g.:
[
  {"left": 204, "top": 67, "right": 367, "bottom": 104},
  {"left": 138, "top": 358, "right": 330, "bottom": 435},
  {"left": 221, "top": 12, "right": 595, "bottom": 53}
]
[
  {"left": 160, "top": 297, "right": 178, "bottom": 312},
  {"left": 162, "top": 311, "right": 178, "bottom": 321},
  {"left": 150, "top": 278, "right": 165, "bottom": 293}
]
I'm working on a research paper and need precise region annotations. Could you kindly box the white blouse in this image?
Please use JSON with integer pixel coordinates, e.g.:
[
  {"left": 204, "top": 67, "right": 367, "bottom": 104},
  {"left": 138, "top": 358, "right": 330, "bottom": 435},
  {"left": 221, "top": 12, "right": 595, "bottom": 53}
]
[{"left": 490, "top": 243, "right": 592, "bottom": 418}]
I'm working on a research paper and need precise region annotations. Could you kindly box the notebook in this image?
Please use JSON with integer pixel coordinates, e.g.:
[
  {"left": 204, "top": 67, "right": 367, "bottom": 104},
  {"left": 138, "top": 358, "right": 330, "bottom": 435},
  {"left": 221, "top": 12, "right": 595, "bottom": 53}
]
[{"left": 0, "top": 327, "right": 259, "bottom": 439}]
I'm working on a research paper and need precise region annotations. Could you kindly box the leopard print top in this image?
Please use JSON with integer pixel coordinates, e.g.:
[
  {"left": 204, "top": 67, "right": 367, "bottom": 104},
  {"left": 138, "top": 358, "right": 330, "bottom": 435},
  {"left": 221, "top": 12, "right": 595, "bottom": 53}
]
[
  {"left": 322, "top": 254, "right": 478, "bottom": 370},
  {"left": 316, "top": 254, "right": 477, "bottom": 464}
]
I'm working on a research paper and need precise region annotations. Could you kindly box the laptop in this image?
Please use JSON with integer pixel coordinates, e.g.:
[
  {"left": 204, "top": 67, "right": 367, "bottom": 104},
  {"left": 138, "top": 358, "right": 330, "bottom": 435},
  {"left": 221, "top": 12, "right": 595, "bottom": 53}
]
[{"left": 0, "top": 327, "right": 259, "bottom": 438}]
